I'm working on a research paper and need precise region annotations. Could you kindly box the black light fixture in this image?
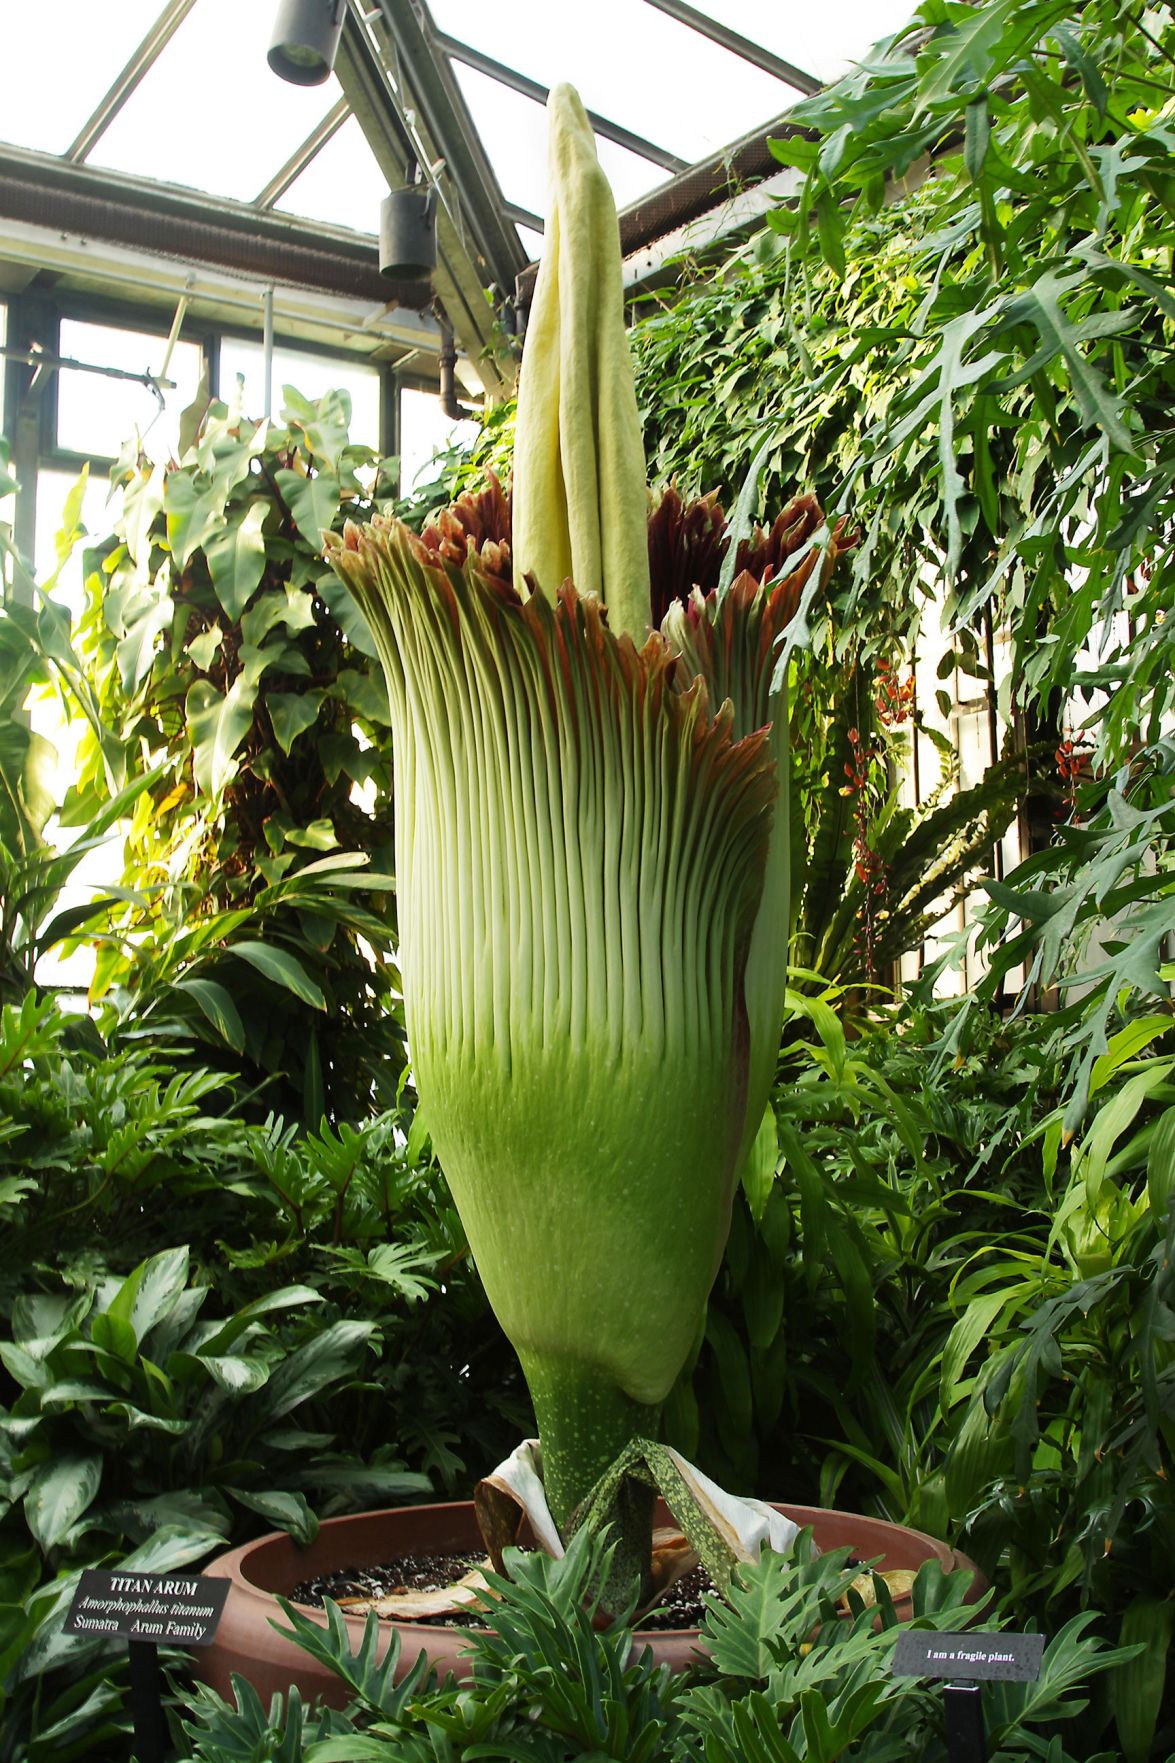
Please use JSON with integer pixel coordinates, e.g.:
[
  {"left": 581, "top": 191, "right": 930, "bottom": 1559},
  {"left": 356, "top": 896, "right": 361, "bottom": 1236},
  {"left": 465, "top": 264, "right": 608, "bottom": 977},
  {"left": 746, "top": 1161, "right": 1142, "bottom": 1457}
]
[
  {"left": 379, "top": 161, "right": 438, "bottom": 281},
  {"left": 267, "top": 0, "right": 346, "bottom": 86}
]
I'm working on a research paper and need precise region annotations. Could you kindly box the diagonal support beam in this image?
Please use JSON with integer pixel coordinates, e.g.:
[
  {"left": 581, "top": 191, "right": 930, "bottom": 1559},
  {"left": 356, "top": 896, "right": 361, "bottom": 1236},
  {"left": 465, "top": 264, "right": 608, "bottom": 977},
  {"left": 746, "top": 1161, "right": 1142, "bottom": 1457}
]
[
  {"left": 254, "top": 97, "right": 351, "bottom": 209},
  {"left": 640, "top": 0, "right": 820, "bottom": 96},
  {"left": 335, "top": 1, "right": 518, "bottom": 395},
  {"left": 433, "top": 33, "right": 688, "bottom": 176},
  {"left": 67, "top": 0, "right": 199, "bottom": 162},
  {"left": 370, "top": 0, "right": 526, "bottom": 298}
]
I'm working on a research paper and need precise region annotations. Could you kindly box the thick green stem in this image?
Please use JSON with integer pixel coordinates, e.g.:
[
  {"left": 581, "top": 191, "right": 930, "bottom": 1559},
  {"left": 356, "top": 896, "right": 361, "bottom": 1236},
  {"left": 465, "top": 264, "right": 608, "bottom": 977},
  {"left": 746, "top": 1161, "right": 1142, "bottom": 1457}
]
[{"left": 522, "top": 1353, "right": 661, "bottom": 1535}]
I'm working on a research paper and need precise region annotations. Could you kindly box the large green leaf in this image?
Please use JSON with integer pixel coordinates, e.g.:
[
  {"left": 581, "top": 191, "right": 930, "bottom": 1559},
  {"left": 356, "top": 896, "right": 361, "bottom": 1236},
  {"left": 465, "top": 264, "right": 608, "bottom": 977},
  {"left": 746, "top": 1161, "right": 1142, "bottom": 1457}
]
[
  {"left": 228, "top": 938, "right": 327, "bottom": 1009},
  {"left": 250, "top": 1320, "right": 376, "bottom": 1423},
  {"left": 282, "top": 386, "right": 352, "bottom": 471},
  {"left": 275, "top": 467, "right": 340, "bottom": 552},
  {"left": 0, "top": 719, "right": 56, "bottom": 854},
  {"left": 267, "top": 689, "right": 324, "bottom": 755},
  {"left": 185, "top": 673, "right": 257, "bottom": 796},
  {"left": 227, "top": 1486, "right": 319, "bottom": 1546},
  {"left": 106, "top": 1247, "right": 191, "bottom": 1345},
  {"left": 206, "top": 500, "right": 269, "bottom": 620},
  {"left": 24, "top": 1455, "right": 102, "bottom": 1551},
  {"left": 173, "top": 976, "right": 246, "bottom": 1052},
  {"left": 164, "top": 472, "right": 223, "bottom": 568}
]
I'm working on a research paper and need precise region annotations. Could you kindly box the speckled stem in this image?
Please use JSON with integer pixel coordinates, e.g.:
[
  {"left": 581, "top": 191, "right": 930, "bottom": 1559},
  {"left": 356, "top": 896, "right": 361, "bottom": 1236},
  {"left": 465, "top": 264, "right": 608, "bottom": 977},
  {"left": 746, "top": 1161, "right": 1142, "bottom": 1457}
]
[{"left": 522, "top": 1354, "right": 661, "bottom": 1538}]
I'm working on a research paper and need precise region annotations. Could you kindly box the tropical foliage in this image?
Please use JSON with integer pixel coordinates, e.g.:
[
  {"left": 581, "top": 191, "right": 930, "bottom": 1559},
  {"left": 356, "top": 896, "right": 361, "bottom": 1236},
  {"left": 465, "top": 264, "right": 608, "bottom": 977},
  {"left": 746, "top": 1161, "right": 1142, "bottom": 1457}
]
[
  {"left": 1, "top": 0, "right": 1173, "bottom": 1757},
  {"left": 0, "top": 989, "right": 521, "bottom": 1762},
  {"left": 181, "top": 1527, "right": 1135, "bottom": 1763},
  {"left": 66, "top": 390, "right": 402, "bottom": 1120}
]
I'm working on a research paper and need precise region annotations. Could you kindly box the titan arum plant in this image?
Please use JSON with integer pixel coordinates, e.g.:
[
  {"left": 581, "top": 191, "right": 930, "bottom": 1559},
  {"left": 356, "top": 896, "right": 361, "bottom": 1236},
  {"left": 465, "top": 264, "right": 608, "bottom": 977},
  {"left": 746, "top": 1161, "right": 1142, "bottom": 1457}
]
[{"left": 326, "top": 86, "right": 849, "bottom": 1596}]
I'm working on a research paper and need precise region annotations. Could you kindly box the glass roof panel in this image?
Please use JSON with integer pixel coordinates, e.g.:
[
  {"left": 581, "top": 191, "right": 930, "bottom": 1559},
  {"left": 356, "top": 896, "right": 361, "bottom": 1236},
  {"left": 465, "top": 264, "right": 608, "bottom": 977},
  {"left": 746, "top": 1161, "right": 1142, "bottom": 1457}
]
[
  {"left": 452, "top": 66, "right": 670, "bottom": 222},
  {"left": 89, "top": 0, "right": 340, "bottom": 203},
  {"left": 275, "top": 115, "right": 387, "bottom": 236},
  {"left": 0, "top": 0, "right": 165, "bottom": 156},
  {"left": 686, "top": 0, "right": 917, "bottom": 83},
  {"left": 432, "top": 0, "right": 799, "bottom": 164}
]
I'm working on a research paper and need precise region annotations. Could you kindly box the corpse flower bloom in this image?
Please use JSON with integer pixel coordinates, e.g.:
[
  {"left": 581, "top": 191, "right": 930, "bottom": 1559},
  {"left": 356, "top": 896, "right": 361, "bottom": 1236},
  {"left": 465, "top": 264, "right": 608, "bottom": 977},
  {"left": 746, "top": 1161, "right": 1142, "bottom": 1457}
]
[{"left": 326, "top": 86, "right": 848, "bottom": 1555}]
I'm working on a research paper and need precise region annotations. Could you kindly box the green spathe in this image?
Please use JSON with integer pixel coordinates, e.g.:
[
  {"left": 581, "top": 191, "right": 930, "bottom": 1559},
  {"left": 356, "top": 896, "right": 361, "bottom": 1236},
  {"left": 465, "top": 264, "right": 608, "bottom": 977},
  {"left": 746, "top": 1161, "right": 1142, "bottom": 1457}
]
[
  {"left": 511, "top": 84, "right": 651, "bottom": 642},
  {"left": 327, "top": 516, "right": 775, "bottom": 1524}
]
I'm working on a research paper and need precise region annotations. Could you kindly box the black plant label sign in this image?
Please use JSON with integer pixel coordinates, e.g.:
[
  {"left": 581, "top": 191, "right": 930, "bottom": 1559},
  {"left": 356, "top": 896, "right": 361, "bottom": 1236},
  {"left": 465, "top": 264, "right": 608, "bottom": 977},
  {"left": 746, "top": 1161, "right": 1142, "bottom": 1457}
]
[
  {"left": 64, "top": 1569, "right": 229, "bottom": 1646},
  {"left": 892, "top": 1630, "right": 1045, "bottom": 1682}
]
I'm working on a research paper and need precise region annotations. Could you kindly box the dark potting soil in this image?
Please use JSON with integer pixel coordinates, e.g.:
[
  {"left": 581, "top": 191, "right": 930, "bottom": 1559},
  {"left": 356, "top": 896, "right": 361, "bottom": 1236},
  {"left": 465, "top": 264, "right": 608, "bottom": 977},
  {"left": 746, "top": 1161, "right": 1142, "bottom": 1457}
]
[
  {"left": 291, "top": 1552, "right": 716, "bottom": 1631},
  {"left": 292, "top": 1553, "right": 489, "bottom": 1628}
]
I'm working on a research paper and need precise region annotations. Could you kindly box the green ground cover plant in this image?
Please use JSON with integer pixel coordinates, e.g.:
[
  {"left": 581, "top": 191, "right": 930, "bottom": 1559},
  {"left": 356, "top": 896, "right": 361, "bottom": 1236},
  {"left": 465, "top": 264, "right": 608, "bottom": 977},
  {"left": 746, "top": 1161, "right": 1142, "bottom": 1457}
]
[
  {"left": 0, "top": 991, "right": 522, "bottom": 1762},
  {"left": 177, "top": 1526, "right": 1135, "bottom": 1763},
  {"left": 681, "top": 995, "right": 1175, "bottom": 1757}
]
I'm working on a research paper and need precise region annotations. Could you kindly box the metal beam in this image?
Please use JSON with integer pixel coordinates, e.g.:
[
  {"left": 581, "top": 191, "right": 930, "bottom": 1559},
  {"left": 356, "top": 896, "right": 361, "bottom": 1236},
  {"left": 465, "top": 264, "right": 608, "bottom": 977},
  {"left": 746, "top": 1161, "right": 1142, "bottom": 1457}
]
[
  {"left": 640, "top": 0, "right": 821, "bottom": 96},
  {"left": 0, "top": 145, "right": 431, "bottom": 310},
  {"left": 433, "top": 33, "right": 688, "bottom": 176},
  {"left": 371, "top": 0, "right": 526, "bottom": 297},
  {"left": 67, "top": 0, "right": 198, "bottom": 162},
  {"left": 254, "top": 97, "right": 351, "bottom": 209},
  {"left": 502, "top": 202, "right": 544, "bottom": 236},
  {"left": 334, "top": 2, "right": 516, "bottom": 395}
]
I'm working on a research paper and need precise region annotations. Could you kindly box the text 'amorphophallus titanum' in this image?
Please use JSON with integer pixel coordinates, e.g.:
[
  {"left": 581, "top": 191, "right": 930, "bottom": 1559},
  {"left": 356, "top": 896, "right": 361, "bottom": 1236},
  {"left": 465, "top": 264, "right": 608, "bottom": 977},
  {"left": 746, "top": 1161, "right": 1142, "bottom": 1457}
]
[{"left": 325, "top": 84, "right": 850, "bottom": 1593}]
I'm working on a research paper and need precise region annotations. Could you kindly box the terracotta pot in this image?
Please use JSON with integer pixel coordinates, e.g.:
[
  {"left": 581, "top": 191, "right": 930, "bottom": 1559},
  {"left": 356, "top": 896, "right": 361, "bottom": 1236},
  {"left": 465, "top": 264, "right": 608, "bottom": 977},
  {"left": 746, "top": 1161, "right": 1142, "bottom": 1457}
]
[{"left": 200, "top": 1499, "right": 986, "bottom": 1709}]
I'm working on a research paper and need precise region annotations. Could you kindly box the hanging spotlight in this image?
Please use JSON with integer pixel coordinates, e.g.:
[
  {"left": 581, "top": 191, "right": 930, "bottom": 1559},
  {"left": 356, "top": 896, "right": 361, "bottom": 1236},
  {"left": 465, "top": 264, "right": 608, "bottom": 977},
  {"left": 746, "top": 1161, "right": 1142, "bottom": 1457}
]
[
  {"left": 267, "top": 0, "right": 346, "bottom": 86},
  {"left": 379, "top": 162, "right": 438, "bottom": 281}
]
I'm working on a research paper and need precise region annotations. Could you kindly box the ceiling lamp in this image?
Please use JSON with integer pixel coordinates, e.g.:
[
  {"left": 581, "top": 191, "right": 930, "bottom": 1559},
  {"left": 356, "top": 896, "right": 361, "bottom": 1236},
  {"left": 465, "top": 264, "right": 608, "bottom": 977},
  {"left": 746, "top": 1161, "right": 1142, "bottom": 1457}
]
[
  {"left": 380, "top": 170, "right": 438, "bottom": 281},
  {"left": 267, "top": 0, "right": 346, "bottom": 85}
]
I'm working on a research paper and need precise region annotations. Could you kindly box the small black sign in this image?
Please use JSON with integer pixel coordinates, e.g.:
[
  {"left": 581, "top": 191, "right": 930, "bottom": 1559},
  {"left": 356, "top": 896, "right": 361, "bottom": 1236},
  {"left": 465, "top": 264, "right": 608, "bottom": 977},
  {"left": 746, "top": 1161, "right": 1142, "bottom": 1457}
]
[
  {"left": 892, "top": 1630, "right": 1045, "bottom": 1683},
  {"left": 65, "top": 1569, "right": 229, "bottom": 1647}
]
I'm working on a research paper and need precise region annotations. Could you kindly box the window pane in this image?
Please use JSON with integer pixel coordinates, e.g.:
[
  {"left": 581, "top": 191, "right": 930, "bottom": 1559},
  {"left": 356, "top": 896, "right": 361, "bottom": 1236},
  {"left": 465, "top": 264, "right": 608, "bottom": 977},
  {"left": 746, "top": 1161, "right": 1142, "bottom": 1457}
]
[
  {"left": 684, "top": 0, "right": 918, "bottom": 83},
  {"left": 0, "top": 0, "right": 165, "bottom": 155},
  {"left": 400, "top": 388, "right": 478, "bottom": 494},
  {"left": 275, "top": 114, "right": 387, "bottom": 236},
  {"left": 432, "top": 0, "right": 799, "bottom": 164},
  {"left": 30, "top": 466, "right": 124, "bottom": 1002},
  {"left": 57, "top": 319, "right": 205, "bottom": 464},
  {"left": 219, "top": 339, "right": 381, "bottom": 449},
  {"left": 451, "top": 66, "right": 669, "bottom": 222},
  {"left": 90, "top": 0, "right": 340, "bottom": 203}
]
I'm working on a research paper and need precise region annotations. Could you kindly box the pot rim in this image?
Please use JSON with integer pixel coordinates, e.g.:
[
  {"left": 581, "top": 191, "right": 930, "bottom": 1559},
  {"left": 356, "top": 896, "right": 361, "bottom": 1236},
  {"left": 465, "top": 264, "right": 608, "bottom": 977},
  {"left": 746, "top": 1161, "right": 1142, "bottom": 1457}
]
[{"left": 205, "top": 1497, "right": 972, "bottom": 1645}]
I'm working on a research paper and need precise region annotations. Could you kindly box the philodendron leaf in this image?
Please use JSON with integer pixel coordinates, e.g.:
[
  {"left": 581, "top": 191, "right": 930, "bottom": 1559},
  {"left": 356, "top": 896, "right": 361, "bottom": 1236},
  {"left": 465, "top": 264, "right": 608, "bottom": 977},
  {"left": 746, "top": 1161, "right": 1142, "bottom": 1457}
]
[
  {"left": 268, "top": 690, "right": 324, "bottom": 755},
  {"left": 282, "top": 385, "right": 352, "bottom": 472},
  {"left": 25, "top": 1455, "right": 102, "bottom": 1551},
  {"left": 275, "top": 467, "right": 340, "bottom": 552},
  {"left": 186, "top": 623, "right": 223, "bottom": 670},
  {"left": 241, "top": 583, "right": 317, "bottom": 646},
  {"left": 0, "top": 719, "right": 56, "bottom": 850},
  {"left": 165, "top": 472, "right": 223, "bottom": 568},
  {"left": 116, "top": 586, "right": 174, "bottom": 694},
  {"left": 206, "top": 500, "right": 268, "bottom": 620},
  {"left": 185, "top": 673, "right": 257, "bottom": 796}
]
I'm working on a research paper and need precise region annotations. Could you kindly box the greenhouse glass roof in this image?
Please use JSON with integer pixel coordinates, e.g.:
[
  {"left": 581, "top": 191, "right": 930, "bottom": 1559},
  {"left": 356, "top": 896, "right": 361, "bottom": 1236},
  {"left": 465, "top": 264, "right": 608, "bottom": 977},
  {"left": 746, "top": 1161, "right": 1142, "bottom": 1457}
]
[
  {"left": 0, "top": 0, "right": 912, "bottom": 244},
  {"left": 0, "top": 0, "right": 915, "bottom": 386}
]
